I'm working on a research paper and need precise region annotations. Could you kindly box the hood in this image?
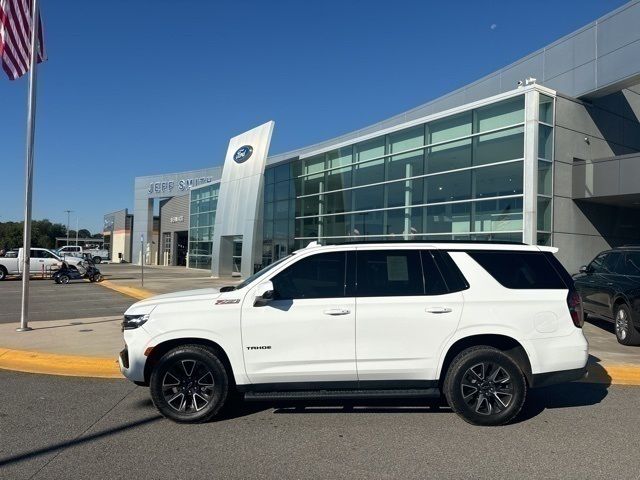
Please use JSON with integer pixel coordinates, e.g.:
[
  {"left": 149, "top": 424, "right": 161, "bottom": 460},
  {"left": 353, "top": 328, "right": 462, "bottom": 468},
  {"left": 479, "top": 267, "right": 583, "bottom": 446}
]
[{"left": 125, "top": 288, "right": 221, "bottom": 314}]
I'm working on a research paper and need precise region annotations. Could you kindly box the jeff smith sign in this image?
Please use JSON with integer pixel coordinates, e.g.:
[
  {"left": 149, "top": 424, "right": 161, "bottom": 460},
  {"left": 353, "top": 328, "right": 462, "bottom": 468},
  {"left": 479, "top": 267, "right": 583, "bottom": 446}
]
[{"left": 147, "top": 176, "right": 213, "bottom": 195}]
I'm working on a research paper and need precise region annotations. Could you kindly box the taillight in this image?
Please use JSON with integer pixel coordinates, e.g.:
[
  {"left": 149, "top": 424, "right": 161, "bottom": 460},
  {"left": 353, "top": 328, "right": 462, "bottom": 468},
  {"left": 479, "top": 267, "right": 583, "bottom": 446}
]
[{"left": 567, "top": 290, "right": 584, "bottom": 328}]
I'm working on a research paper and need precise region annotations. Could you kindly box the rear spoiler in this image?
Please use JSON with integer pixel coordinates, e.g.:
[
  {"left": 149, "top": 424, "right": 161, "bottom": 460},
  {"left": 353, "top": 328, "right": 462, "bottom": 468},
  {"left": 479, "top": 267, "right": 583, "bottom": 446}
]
[{"left": 537, "top": 246, "right": 559, "bottom": 253}]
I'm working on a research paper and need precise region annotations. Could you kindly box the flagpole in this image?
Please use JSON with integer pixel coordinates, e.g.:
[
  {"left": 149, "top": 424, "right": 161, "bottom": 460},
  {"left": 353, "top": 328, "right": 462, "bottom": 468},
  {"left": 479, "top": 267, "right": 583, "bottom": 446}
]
[{"left": 17, "top": 0, "right": 41, "bottom": 332}]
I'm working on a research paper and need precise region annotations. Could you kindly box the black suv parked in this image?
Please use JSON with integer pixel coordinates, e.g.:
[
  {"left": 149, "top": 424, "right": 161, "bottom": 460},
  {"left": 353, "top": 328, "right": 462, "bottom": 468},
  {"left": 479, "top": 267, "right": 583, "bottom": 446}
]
[{"left": 573, "top": 247, "right": 640, "bottom": 345}]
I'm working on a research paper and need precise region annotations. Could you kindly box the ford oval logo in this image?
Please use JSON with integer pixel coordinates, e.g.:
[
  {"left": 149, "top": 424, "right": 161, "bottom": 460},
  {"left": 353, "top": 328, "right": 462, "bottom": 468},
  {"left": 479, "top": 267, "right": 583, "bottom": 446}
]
[{"left": 233, "top": 145, "right": 253, "bottom": 164}]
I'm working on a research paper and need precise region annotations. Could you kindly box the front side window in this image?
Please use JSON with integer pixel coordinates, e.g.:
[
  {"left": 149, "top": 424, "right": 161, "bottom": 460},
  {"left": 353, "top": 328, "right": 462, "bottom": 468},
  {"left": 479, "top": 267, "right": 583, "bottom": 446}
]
[
  {"left": 272, "top": 252, "right": 346, "bottom": 300},
  {"left": 590, "top": 252, "right": 620, "bottom": 274},
  {"left": 357, "top": 250, "right": 423, "bottom": 297}
]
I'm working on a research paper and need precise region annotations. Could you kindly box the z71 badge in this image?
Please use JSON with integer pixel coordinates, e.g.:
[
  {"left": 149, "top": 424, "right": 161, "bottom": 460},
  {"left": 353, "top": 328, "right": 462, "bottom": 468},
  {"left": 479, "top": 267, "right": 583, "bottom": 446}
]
[{"left": 215, "top": 299, "right": 240, "bottom": 305}]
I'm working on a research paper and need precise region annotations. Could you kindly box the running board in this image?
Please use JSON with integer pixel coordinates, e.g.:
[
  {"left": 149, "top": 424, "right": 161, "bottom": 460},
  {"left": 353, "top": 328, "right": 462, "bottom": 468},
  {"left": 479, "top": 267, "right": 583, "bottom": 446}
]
[{"left": 243, "top": 388, "right": 440, "bottom": 402}]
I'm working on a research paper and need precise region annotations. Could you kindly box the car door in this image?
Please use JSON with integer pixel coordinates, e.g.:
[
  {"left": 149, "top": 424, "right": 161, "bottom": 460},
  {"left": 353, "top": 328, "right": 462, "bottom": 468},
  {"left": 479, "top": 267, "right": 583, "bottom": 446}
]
[
  {"left": 599, "top": 252, "right": 623, "bottom": 318},
  {"left": 354, "top": 248, "right": 464, "bottom": 383},
  {"left": 29, "top": 249, "right": 45, "bottom": 274},
  {"left": 241, "top": 250, "right": 357, "bottom": 386},
  {"left": 578, "top": 253, "right": 608, "bottom": 315}
]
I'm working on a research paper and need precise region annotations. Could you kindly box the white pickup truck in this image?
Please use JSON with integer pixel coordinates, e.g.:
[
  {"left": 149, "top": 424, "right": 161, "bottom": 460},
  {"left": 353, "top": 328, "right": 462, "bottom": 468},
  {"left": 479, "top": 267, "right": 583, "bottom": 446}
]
[
  {"left": 57, "top": 245, "right": 109, "bottom": 263},
  {"left": 0, "top": 248, "right": 83, "bottom": 280}
]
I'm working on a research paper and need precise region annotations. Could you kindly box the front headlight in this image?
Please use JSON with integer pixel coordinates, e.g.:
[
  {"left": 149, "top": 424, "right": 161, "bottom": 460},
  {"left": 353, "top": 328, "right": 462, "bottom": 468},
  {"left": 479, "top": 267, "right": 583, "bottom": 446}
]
[{"left": 122, "top": 314, "right": 150, "bottom": 331}]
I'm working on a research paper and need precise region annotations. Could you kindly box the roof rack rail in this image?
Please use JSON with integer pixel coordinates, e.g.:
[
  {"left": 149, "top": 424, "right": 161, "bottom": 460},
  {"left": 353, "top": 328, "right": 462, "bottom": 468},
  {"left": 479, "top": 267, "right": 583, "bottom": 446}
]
[
  {"left": 333, "top": 239, "right": 526, "bottom": 246},
  {"left": 615, "top": 244, "right": 640, "bottom": 249}
]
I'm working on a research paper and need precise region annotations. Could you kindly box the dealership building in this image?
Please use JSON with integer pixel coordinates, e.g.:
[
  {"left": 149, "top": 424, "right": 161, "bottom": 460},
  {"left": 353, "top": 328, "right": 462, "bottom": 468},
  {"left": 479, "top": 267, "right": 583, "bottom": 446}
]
[{"left": 105, "top": 1, "right": 640, "bottom": 277}]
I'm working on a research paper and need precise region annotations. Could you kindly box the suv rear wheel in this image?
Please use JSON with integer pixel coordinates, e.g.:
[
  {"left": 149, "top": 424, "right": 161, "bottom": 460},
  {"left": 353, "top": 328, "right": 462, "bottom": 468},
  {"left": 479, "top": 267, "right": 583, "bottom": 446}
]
[
  {"left": 150, "top": 345, "right": 230, "bottom": 423},
  {"left": 443, "top": 346, "right": 526, "bottom": 426},
  {"left": 615, "top": 304, "right": 640, "bottom": 346}
]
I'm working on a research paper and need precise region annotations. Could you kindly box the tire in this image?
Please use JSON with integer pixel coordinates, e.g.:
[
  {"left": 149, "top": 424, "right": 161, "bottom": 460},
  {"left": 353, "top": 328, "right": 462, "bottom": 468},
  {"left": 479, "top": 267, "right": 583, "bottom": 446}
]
[
  {"left": 54, "top": 277, "right": 61, "bottom": 284},
  {"left": 92, "top": 257, "right": 102, "bottom": 264},
  {"left": 149, "top": 345, "right": 230, "bottom": 423},
  {"left": 614, "top": 303, "right": 640, "bottom": 346},
  {"left": 59, "top": 274, "right": 70, "bottom": 284},
  {"left": 0, "top": 266, "right": 6, "bottom": 281},
  {"left": 443, "top": 346, "right": 527, "bottom": 426}
]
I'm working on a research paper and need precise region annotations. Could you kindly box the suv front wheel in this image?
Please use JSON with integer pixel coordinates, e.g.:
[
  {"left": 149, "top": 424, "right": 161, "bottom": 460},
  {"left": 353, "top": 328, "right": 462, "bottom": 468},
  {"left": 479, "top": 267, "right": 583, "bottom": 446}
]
[
  {"left": 443, "top": 346, "right": 526, "bottom": 426},
  {"left": 150, "top": 345, "right": 230, "bottom": 423}
]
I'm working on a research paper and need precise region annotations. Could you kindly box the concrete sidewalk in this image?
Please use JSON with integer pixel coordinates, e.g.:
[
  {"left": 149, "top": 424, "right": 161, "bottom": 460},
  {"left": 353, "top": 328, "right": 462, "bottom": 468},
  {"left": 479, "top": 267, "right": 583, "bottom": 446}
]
[{"left": 0, "top": 263, "right": 639, "bottom": 384}]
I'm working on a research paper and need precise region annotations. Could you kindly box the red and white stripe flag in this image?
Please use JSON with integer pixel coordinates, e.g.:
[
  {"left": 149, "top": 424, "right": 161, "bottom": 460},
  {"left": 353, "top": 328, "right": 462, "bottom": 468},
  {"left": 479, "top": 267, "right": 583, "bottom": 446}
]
[{"left": 0, "top": 0, "right": 45, "bottom": 80}]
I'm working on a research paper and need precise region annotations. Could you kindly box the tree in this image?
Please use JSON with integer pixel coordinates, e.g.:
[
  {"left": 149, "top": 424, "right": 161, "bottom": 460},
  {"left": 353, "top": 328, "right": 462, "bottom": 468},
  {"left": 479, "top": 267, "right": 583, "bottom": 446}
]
[
  {"left": 78, "top": 229, "right": 91, "bottom": 238},
  {"left": 0, "top": 219, "right": 87, "bottom": 250}
]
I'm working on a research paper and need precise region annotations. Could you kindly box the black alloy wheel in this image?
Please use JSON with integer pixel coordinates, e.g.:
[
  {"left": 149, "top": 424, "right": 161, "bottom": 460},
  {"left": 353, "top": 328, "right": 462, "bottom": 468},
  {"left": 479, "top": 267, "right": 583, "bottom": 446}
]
[
  {"left": 150, "top": 345, "right": 230, "bottom": 423},
  {"left": 615, "top": 304, "right": 640, "bottom": 346},
  {"left": 444, "top": 346, "right": 526, "bottom": 426}
]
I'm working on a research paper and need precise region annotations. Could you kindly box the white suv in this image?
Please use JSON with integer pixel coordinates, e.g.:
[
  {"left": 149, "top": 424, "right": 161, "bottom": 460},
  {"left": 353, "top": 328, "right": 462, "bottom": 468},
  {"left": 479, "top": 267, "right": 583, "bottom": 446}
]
[{"left": 119, "top": 242, "right": 588, "bottom": 426}]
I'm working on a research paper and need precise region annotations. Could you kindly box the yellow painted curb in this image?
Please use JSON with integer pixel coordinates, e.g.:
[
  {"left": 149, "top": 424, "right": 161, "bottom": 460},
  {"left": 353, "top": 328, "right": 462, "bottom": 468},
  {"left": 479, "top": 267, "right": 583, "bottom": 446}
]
[
  {"left": 100, "top": 280, "right": 154, "bottom": 300},
  {"left": 0, "top": 348, "right": 122, "bottom": 378},
  {"left": 583, "top": 362, "right": 640, "bottom": 386}
]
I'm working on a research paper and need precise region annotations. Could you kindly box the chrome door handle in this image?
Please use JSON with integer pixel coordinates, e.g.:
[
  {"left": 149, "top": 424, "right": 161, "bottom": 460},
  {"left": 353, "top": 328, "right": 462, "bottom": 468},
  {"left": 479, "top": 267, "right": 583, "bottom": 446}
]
[
  {"left": 426, "top": 307, "right": 452, "bottom": 314},
  {"left": 323, "top": 308, "right": 351, "bottom": 316}
]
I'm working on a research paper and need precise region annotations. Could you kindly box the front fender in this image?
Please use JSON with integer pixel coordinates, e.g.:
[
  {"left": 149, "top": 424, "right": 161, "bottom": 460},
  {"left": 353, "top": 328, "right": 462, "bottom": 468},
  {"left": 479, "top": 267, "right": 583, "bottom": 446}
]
[{"left": 143, "top": 328, "right": 249, "bottom": 386}]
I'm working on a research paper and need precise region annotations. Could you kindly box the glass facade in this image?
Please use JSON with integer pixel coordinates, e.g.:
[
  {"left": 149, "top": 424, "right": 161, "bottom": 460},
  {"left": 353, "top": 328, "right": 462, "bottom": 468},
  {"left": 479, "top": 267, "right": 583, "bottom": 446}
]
[
  {"left": 537, "top": 94, "right": 554, "bottom": 246},
  {"left": 264, "top": 95, "right": 526, "bottom": 260},
  {"left": 188, "top": 183, "right": 220, "bottom": 270},
  {"left": 261, "top": 90, "right": 555, "bottom": 266}
]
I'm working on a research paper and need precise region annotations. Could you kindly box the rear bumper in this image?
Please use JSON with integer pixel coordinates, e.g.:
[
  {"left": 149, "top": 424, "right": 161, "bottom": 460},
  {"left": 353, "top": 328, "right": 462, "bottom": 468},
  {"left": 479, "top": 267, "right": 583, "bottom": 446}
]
[{"left": 531, "top": 366, "right": 587, "bottom": 388}]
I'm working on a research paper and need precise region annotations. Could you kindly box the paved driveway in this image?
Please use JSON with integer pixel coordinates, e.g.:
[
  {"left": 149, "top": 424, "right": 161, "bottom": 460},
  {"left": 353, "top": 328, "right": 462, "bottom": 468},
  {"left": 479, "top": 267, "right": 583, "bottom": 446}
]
[
  {"left": 0, "top": 370, "right": 636, "bottom": 479},
  {"left": 0, "top": 278, "right": 134, "bottom": 324}
]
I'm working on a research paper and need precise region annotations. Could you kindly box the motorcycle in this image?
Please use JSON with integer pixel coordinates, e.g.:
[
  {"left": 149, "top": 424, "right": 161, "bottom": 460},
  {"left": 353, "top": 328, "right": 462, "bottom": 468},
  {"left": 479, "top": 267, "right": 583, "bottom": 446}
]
[{"left": 53, "top": 259, "right": 103, "bottom": 284}]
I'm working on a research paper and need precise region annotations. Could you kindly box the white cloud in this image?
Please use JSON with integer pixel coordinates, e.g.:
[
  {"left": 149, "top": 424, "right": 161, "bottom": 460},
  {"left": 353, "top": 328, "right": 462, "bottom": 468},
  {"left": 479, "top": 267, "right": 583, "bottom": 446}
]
[{"left": 490, "top": 23, "right": 497, "bottom": 30}]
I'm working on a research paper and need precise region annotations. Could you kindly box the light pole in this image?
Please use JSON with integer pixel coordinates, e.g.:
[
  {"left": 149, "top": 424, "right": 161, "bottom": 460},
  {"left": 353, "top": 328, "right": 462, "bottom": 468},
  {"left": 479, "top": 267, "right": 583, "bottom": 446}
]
[
  {"left": 140, "top": 234, "right": 144, "bottom": 287},
  {"left": 64, "top": 209, "right": 73, "bottom": 246}
]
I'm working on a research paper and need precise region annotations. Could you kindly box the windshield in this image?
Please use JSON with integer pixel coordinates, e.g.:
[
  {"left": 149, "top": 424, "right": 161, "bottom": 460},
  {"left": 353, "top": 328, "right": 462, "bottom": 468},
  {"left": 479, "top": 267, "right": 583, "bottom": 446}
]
[{"left": 234, "top": 255, "right": 292, "bottom": 290}]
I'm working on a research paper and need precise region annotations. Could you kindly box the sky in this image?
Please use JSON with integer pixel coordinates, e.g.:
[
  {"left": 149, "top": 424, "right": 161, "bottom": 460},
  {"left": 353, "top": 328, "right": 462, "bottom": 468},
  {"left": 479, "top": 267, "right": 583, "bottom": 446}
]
[{"left": 0, "top": 0, "right": 629, "bottom": 234}]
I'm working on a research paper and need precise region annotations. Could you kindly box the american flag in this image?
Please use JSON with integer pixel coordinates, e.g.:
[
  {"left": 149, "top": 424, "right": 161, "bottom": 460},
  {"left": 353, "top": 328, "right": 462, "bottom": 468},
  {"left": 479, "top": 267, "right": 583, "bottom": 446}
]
[{"left": 0, "top": 0, "right": 45, "bottom": 80}]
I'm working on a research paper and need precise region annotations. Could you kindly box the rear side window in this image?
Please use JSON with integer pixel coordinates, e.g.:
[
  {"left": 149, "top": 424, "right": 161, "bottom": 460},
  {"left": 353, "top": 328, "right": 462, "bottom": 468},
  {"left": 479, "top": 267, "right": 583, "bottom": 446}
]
[
  {"left": 357, "top": 250, "right": 424, "bottom": 297},
  {"left": 468, "top": 251, "right": 567, "bottom": 289},
  {"left": 617, "top": 252, "right": 640, "bottom": 276}
]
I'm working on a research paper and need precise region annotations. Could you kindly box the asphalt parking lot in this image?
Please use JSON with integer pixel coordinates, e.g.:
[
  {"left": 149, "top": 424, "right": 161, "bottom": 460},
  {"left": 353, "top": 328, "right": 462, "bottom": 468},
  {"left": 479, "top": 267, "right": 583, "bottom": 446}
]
[
  {"left": 0, "top": 277, "right": 133, "bottom": 324},
  {"left": 0, "top": 370, "right": 638, "bottom": 479}
]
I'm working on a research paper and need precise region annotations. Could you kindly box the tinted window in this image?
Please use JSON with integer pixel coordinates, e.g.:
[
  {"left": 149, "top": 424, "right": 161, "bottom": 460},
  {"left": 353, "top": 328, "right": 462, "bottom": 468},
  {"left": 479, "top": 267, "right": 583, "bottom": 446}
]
[
  {"left": 468, "top": 251, "right": 566, "bottom": 289},
  {"left": 617, "top": 252, "right": 640, "bottom": 276},
  {"left": 272, "top": 252, "right": 345, "bottom": 300},
  {"left": 590, "top": 252, "right": 621, "bottom": 274},
  {"left": 357, "top": 250, "right": 424, "bottom": 297},
  {"left": 433, "top": 251, "right": 469, "bottom": 292},
  {"left": 603, "top": 252, "right": 622, "bottom": 273},
  {"left": 420, "top": 251, "right": 448, "bottom": 295}
]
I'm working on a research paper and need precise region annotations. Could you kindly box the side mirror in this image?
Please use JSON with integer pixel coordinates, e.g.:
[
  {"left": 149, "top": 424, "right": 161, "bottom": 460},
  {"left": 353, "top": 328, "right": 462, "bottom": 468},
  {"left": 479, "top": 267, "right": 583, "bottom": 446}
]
[
  {"left": 579, "top": 265, "right": 590, "bottom": 274},
  {"left": 253, "top": 281, "right": 274, "bottom": 307}
]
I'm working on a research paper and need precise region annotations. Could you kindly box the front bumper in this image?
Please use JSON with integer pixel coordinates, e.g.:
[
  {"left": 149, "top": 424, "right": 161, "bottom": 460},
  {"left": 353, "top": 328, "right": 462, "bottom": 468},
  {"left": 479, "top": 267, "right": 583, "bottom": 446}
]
[{"left": 118, "top": 327, "right": 151, "bottom": 383}]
